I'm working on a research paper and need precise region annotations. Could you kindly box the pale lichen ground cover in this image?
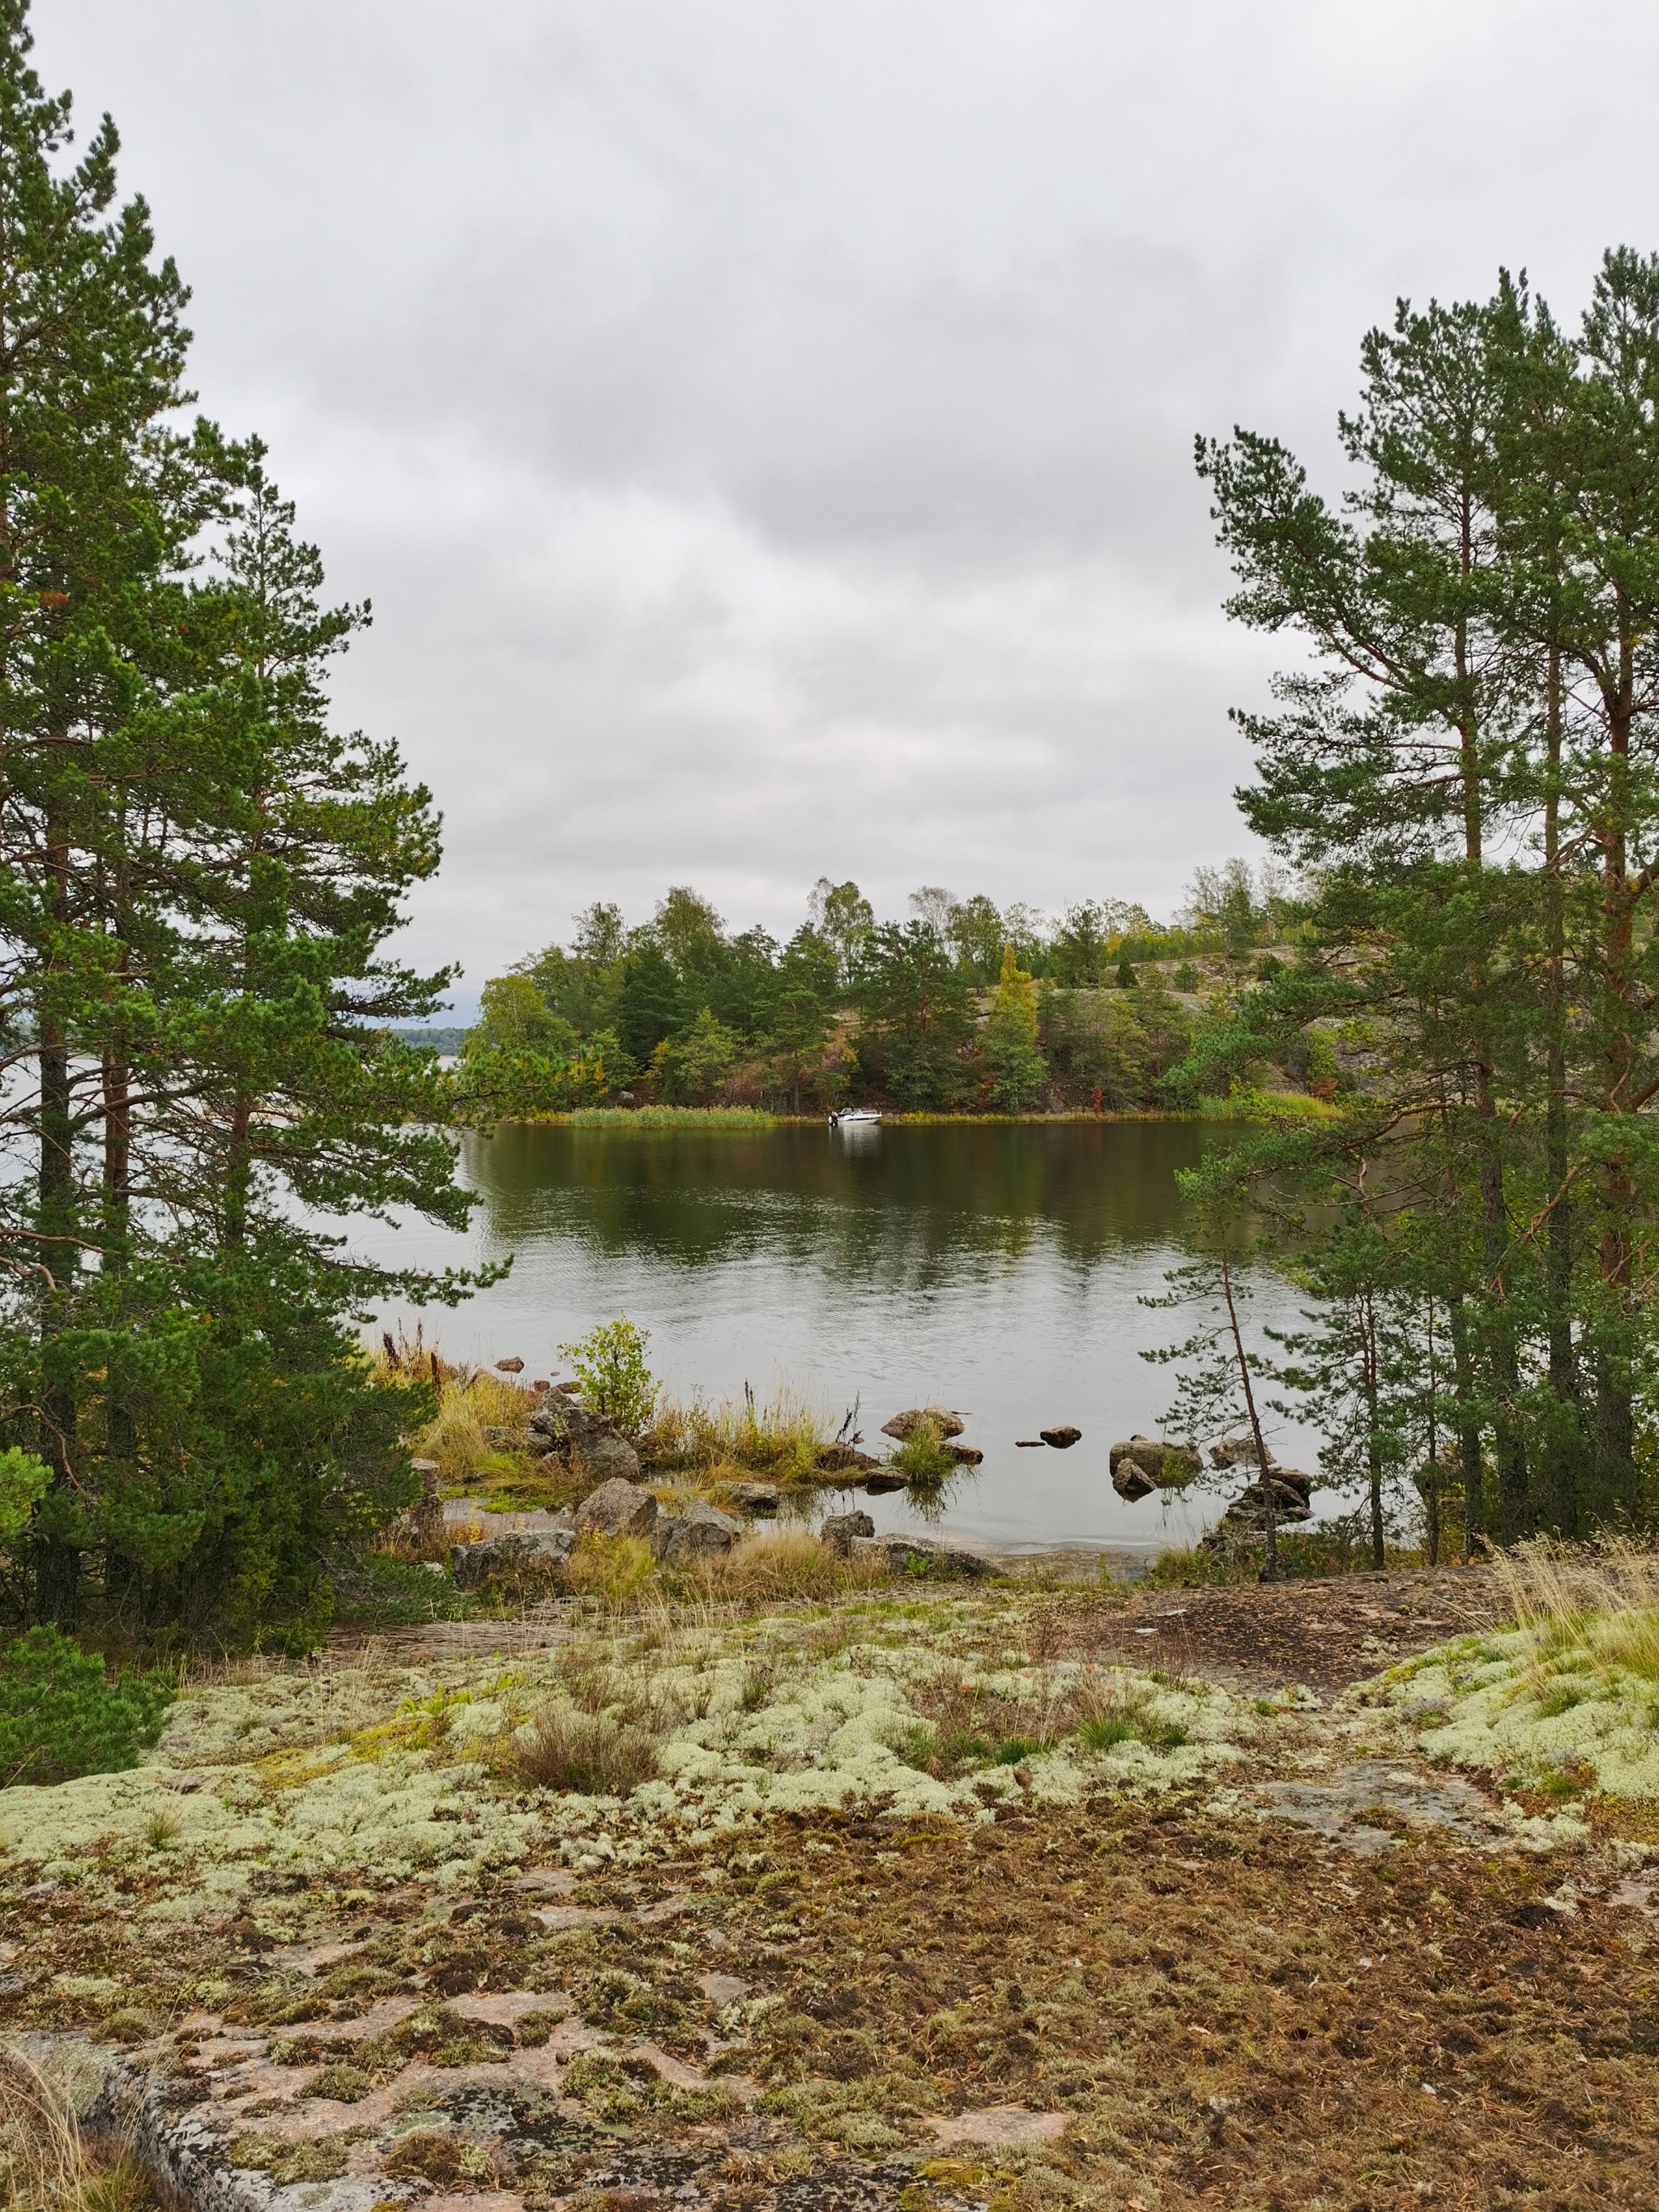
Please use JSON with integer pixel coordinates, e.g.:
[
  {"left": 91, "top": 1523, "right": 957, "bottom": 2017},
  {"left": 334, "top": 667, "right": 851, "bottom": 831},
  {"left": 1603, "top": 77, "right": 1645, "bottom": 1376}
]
[
  {"left": 0, "top": 1596, "right": 1260, "bottom": 1912},
  {"left": 1378, "top": 1619, "right": 1659, "bottom": 1805}
]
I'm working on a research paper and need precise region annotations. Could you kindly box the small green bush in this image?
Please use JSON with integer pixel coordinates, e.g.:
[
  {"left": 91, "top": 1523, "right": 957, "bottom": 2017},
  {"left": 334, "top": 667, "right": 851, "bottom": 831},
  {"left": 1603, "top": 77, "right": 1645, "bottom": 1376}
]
[
  {"left": 0, "top": 1628, "right": 173, "bottom": 1788},
  {"left": 558, "top": 1315, "right": 659, "bottom": 1436}
]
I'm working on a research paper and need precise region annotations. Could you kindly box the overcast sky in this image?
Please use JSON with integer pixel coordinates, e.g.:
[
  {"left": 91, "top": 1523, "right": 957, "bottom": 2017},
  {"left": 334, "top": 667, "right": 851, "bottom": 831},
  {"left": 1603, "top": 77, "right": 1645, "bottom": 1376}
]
[{"left": 34, "top": 2, "right": 1659, "bottom": 1012}]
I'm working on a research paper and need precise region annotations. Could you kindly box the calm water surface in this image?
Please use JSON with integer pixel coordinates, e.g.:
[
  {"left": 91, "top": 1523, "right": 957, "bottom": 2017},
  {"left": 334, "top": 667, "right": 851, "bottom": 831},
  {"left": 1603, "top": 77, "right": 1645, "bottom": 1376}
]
[{"left": 366, "top": 1121, "right": 1328, "bottom": 1554}]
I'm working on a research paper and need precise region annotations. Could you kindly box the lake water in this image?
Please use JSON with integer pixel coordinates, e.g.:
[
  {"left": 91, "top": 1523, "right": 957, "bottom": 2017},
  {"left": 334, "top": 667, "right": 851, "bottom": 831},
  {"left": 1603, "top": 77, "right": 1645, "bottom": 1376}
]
[{"left": 367, "top": 1119, "right": 1331, "bottom": 1556}]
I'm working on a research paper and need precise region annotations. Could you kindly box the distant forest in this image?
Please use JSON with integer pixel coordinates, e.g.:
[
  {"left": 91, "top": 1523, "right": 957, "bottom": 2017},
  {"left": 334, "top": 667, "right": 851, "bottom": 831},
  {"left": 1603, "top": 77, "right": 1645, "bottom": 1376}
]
[{"left": 450, "top": 864, "right": 1324, "bottom": 1116}]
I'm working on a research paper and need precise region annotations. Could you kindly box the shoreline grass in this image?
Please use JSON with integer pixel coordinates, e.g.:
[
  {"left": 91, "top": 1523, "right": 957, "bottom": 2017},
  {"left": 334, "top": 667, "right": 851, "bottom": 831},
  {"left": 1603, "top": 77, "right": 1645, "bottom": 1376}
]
[
  {"left": 643, "top": 1387, "right": 837, "bottom": 1483},
  {"left": 458, "top": 1102, "right": 1326, "bottom": 1128}
]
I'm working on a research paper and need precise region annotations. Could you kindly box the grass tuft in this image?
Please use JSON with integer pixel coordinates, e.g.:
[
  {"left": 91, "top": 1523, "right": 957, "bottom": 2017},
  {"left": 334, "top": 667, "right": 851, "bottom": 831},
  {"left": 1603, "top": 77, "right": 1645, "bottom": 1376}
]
[
  {"left": 513, "top": 1705, "right": 662, "bottom": 1795},
  {"left": 0, "top": 2044, "right": 157, "bottom": 2212},
  {"left": 886, "top": 1416, "right": 957, "bottom": 1490},
  {"left": 646, "top": 1387, "right": 833, "bottom": 1482}
]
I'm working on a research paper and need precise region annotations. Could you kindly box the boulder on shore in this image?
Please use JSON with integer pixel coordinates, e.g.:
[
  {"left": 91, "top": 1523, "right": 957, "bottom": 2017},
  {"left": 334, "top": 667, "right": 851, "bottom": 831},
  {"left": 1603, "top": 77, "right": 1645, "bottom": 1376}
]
[
  {"left": 1111, "top": 1457, "right": 1157, "bottom": 1502},
  {"left": 655, "top": 1499, "right": 742, "bottom": 1563},
  {"left": 819, "top": 1511, "right": 875, "bottom": 1555},
  {"left": 578, "top": 1430, "right": 642, "bottom": 1482},
  {"left": 574, "top": 1477, "right": 659, "bottom": 1541},
  {"left": 1196, "top": 1469, "right": 1316, "bottom": 1550},
  {"left": 881, "top": 1406, "right": 966, "bottom": 1442},
  {"left": 1108, "top": 1434, "right": 1202, "bottom": 1487},
  {"left": 528, "top": 1392, "right": 640, "bottom": 1481},
  {"left": 1040, "top": 1425, "right": 1081, "bottom": 1449},
  {"left": 402, "top": 1457, "right": 444, "bottom": 1545},
  {"left": 848, "top": 1532, "right": 992, "bottom": 1579},
  {"left": 450, "top": 1525, "right": 574, "bottom": 1588}
]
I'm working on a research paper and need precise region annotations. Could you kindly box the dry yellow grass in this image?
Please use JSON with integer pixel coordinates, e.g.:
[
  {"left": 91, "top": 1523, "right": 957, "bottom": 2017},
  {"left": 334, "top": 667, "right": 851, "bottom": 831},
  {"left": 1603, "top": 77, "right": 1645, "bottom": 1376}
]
[
  {"left": 690, "top": 1528, "right": 885, "bottom": 1603},
  {"left": 368, "top": 1324, "right": 538, "bottom": 1481},
  {"left": 1491, "top": 1534, "right": 1659, "bottom": 1684},
  {"left": 645, "top": 1386, "right": 834, "bottom": 1481},
  {"left": 0, "top": 2044, "right": 155, "bottom": 2212},
  {"left": 564, "top": 1526, "right": 889, "bottom": 1614}
]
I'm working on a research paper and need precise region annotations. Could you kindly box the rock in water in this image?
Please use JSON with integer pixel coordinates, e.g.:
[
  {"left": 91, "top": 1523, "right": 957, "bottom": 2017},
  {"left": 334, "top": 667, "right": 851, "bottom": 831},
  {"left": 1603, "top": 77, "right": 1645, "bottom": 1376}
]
[
  {"left": 812, "top": 1443, "right": 881, "bottom": 1477},
  {"left": 1108, "top": 1434, "right": 1201, "bottom": 1486},
  {"left": 881, "top": 1406, "right": 966, "bottom": 1442},
  {"left": 450, "top": 1527, "right": 574, "bottom": 1588},
  {"left": 1111, "top": 1457, "right": 1157, "bottom": 1502},
  {"left": 1209, "top": 1431, "right": 1269, "bottom": 1469},
  {"left": 945, "top": 1442, "right": 983, "bottom": 1465},
  {"left": 655, "top": 1499, "right": 742, "bottom": 1563},
  {"left": 717, "top": 1479, "right": 782, "bottom": 1513},
  {"left": 1040, "top": 1425, "right": 1081, "bottom": 1448},
  {"left": 819, "top": 1511, "right": 875, "bottom": 1554},
  {"left": 495, "top": 1355, "right": 525, "bottom": 1373},
  {"left": 574, "top": 1477, "right": 659, "bottom": 1541},
  {"left": 863, "top": 1470, "right": 908, "bottom": 1494}
]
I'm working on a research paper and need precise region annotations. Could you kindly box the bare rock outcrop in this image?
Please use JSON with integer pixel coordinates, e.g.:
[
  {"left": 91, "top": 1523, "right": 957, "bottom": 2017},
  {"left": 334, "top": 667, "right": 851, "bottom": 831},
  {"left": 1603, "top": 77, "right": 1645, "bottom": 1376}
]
[{"left": 450, "top": 1523, "right": 575, "bottom": 1587}]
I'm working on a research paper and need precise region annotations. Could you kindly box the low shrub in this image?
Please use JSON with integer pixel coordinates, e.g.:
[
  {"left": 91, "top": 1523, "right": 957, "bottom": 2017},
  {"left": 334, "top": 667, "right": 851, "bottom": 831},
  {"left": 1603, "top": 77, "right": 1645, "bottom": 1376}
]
[
  {"left": 1150, "top": 1524, "right": 1422, "bottom": 1587},
  {"left": 514, "top": 1705, "right": 661, "bottom": 1794},
  {"left": 0, "top": 1628, "right": 173, "bottom": 1788},
  {"left": 558, "top": 1315, "right": 659, "bottom": 1437}
]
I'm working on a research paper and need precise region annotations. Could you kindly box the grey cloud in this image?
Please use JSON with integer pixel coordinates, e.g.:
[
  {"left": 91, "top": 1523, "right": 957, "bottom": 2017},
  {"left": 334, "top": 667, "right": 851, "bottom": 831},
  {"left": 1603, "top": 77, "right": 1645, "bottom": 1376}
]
[{"left": 34, "top": 0, "right": 1659, "bottom": 991}]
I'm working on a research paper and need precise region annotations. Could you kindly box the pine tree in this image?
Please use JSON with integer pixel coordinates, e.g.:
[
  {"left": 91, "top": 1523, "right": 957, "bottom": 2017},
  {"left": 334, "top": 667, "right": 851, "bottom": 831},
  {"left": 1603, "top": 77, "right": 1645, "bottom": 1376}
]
[{"left": 0, "top": 4, "right": 193, "bottom": 1622}]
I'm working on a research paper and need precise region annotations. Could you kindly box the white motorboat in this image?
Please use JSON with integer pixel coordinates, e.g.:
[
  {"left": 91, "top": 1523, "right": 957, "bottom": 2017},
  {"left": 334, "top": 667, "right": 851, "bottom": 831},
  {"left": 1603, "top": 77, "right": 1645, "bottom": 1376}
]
[{"left": 828, "top": 1107, "right": 882, "bottom": 1127}]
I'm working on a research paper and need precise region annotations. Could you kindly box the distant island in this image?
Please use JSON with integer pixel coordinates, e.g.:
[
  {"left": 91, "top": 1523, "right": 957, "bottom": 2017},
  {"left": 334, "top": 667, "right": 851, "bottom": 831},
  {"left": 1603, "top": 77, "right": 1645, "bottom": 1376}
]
[{"left": 447, "top": 867, "right": 1337, "bottom": 1122}]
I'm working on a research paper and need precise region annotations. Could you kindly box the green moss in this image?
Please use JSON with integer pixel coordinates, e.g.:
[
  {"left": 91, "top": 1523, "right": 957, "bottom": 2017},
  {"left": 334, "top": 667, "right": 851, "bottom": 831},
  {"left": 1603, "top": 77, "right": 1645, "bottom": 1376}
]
[
  {"left": 226, "top": 2133, "right": 360, "bottom": 2184},
  {"left": 304, "top": 2063, "right": 371, "bottom": 2101}
]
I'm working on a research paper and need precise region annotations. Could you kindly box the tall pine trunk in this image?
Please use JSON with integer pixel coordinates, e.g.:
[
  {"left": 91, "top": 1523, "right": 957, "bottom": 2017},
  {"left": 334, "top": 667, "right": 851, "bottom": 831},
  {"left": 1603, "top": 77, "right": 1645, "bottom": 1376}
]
[
  {"left": 35, "top": 785, "right": 78, "bottom": 1626},
  {"left": 1540, "top": 644, "right": 1582, "bottom": 1532}
]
